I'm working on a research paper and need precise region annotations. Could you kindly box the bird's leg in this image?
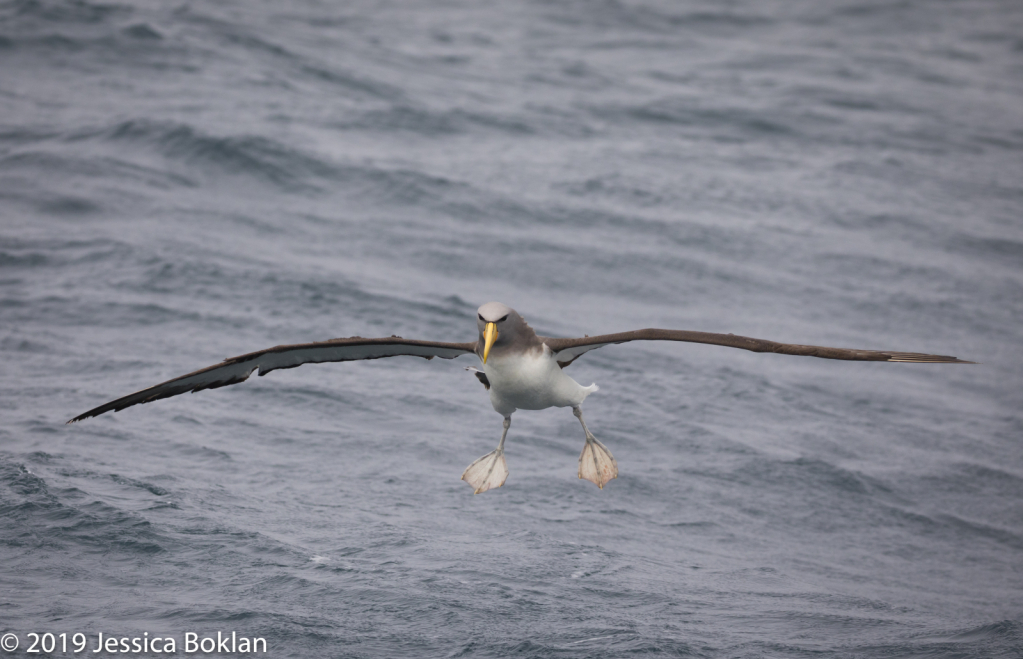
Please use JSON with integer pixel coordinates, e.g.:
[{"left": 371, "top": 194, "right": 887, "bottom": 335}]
[
  {"left": 574, "top": 406, "right": 618, "bottom": 489},
  {"left": 461, "top": 416, "right": 511, "bottom": 494}
]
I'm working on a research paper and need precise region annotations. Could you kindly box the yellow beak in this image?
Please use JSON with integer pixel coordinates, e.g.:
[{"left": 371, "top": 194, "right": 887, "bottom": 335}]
[{"left": 482, "top": 322, "right": 498, "bottom": 364}]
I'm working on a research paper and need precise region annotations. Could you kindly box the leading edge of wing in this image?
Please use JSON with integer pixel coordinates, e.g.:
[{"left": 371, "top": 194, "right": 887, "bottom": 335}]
[
  {"left": 68, "top": 336, "right": 477, "bottom": 423},
  {"left": 544, "top": 329, "right": 974, "bottom": 366}
]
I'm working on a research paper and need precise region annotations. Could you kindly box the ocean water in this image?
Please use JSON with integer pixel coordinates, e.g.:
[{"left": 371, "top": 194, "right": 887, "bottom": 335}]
[{"left": 2, "top": 0, "right": 1022, "bottom": 656}]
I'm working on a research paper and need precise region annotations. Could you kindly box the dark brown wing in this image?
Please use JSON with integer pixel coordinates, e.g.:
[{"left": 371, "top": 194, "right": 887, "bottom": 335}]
[
  {"left": 68, "top": 336, "right": 477, "bottom": 423},
  {"left": 543, "top": 329, "right": 973, "bottom": 368}
]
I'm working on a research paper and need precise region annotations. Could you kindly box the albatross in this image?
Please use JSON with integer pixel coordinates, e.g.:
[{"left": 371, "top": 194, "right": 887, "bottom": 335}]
[{"left": 69, "top": 302, "right": 971, "bottom": 493}]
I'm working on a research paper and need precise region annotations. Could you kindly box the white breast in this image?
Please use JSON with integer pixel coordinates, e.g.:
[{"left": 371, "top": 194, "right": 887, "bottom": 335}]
[{"left": 482, "top": 344, "right": 598, "bottom": 416}]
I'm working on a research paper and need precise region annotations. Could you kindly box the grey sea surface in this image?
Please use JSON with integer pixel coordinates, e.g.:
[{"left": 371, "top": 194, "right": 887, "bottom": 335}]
[{"left": 2, "top": 0, "right": 1022, "bottom": 656}]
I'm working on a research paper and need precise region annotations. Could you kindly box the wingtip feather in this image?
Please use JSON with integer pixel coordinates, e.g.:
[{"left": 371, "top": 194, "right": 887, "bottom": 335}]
[{"left": 886, "top": 353, "right": 975, "bottom": 364}]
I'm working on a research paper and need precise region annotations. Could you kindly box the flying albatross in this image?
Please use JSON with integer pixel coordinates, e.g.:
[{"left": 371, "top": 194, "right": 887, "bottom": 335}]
[{"left": 69, "top": 302, "right": 971, "bottom": 493}]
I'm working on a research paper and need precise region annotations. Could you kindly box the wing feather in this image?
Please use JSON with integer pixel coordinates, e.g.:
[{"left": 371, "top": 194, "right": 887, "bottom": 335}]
[
  {"left": 543, "top": 329, "right": 973, "bottom": 367},
  {"left": 68, "top": 337, "right": 476, "bottom": 423}
]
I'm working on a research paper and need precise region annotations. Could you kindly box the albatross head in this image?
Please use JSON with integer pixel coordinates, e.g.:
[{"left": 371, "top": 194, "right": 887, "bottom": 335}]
[{"left": 476, "top": 302, "right": 530, "bottom": 363}]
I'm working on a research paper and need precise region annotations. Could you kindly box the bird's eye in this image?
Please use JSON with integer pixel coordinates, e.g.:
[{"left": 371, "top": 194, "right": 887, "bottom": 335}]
[
  {"left": 478, "top": 314, "right": 485, "bottom": 321},
  {"left": 498, "top": 314, "right": 508, "bottom": 322}
]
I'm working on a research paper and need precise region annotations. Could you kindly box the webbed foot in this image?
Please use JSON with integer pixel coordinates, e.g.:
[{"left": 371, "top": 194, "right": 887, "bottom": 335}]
[
  {"left": 461, "top": 449, "right": 508, "bottom": 494},
  {"left": 578, "top": 436, "right": 618, "bottom": 489},
  {"left": 573, "top": 406, "right": 617, "bottom": 489}
]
